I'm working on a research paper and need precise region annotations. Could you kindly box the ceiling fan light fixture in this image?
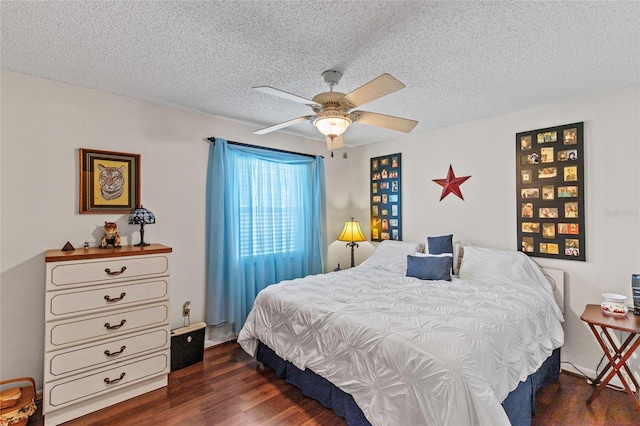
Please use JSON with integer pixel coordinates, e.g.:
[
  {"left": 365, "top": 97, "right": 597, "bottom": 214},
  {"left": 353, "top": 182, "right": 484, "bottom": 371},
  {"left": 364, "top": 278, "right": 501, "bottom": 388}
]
[{"left": 313, "top": 113, "right": 352, "bottom": 138}]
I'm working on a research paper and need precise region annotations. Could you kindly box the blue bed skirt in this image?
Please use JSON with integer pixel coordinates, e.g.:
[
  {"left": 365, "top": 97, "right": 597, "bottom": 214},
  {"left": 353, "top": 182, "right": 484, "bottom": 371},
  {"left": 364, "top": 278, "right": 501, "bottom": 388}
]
[{"left": 257, "top": 342, "right": 560, "bottom": 426}]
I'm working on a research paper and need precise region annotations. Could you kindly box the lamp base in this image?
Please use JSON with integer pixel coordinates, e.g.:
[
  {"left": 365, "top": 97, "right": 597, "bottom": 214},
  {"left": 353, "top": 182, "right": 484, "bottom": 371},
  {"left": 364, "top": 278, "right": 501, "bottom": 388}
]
[
  {"left": 346, "top": 242, "right": 358, "bottom": 268},
  {"left": 134, "top": 223, "right": 150, "bottom": 247}
]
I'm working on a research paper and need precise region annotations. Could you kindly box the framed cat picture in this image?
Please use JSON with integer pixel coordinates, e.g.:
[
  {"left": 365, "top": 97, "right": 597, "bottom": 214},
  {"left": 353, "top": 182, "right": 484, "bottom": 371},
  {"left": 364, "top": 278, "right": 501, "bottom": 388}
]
[{"left": 79, "top": 148, "right": 140, "bottom": 214}]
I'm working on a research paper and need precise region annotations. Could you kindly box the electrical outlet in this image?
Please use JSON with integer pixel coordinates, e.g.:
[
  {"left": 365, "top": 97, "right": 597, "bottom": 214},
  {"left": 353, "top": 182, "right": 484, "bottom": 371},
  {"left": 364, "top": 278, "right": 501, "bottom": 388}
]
[{"left": 182, "top": 301, "right": 191, "bottom": 317}]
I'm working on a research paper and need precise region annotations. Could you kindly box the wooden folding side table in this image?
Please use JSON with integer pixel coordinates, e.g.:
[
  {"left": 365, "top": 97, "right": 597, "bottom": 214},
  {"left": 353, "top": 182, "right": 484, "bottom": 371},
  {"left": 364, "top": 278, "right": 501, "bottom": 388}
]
[{"left": 580, "top": 304, "right": 640, "bottom": 413}]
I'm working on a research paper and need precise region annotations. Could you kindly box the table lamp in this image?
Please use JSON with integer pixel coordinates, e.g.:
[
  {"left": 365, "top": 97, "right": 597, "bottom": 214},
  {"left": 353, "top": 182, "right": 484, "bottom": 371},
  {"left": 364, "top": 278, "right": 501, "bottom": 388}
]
[
  {"left": 337, "top": 217, "right": 366, "bottom": 268},
  {"left": 129, "top": 205, "right": 155, "bottom": 246}
]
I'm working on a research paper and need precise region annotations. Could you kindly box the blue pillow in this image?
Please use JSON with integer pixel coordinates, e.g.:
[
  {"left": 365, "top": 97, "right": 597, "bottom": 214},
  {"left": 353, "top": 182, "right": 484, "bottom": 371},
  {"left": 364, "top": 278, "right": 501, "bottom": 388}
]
[
  {"left": 406, "top": 255, "right": 453, "bottom": 281},
  {"left": 427, "top": 234, "right": 454, "bottom": 255}
]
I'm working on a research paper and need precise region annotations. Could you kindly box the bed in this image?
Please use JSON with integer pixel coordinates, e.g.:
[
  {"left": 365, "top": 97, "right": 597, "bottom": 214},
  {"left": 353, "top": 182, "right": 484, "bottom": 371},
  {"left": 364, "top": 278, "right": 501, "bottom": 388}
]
[{"left": 238, "top": 241, "right": 564, "bottom": 425}]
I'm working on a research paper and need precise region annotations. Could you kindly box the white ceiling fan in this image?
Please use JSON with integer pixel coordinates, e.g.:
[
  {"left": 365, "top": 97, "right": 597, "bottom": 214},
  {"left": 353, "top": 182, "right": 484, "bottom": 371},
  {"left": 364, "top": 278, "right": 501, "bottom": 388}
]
[{"left": 253, "top": 70, "right": 418, "bottom": 154}]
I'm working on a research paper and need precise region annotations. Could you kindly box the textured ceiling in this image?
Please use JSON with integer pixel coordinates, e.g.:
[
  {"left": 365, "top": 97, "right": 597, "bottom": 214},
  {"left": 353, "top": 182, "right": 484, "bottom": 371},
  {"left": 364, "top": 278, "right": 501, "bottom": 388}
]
[{"left": 2, "top": 1, "right": 639, "bottom": 147}]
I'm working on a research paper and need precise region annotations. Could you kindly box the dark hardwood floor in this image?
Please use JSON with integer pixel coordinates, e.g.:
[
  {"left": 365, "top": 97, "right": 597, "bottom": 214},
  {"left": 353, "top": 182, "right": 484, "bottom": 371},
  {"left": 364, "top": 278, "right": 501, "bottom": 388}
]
[{"left": 29, "top": 340, "right": 638, "bottom": 425}]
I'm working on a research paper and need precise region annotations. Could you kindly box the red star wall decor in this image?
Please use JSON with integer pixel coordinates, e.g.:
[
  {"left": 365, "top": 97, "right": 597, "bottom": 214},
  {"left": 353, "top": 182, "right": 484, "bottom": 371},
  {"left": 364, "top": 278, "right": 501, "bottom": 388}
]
[{"left": 433, "top": 165, "right": 471, "bottom": 201}]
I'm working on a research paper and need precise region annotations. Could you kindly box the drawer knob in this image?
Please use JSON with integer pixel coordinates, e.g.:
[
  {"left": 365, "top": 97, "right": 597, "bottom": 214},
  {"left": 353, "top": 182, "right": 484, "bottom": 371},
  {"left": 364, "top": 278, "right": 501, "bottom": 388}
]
[
  {"left": 104, "top": 319, "right": 126, "bottom": 330},
  {"left": 105, "top": 266, "right": 127, "bottom": 276},
  {"left": 104, "top": 292, "right": 126, "bottom": 303},
  {"left": 104, "top": 372, "right": 126, "bottom": 385},
  {"left": 104, "top": 345, "right": 127, "bottom": 357}
]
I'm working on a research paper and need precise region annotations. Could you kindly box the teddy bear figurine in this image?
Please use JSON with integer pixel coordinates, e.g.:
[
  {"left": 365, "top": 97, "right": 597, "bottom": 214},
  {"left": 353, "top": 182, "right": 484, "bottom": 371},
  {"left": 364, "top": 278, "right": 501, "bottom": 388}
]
[{"left": 100, "top": 221, "right": 122, "bottom": 248}]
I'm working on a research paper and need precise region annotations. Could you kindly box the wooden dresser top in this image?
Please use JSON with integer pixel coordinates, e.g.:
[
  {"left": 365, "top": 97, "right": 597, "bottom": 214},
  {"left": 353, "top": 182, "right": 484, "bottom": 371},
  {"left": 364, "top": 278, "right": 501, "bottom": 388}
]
[{"left": 45, "top": 244, "right": 172, "bottom": 262}]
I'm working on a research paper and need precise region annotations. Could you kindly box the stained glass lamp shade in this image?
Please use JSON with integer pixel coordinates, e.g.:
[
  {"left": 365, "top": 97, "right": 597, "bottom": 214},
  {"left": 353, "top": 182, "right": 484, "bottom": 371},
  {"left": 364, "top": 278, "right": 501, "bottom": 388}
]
[{"left": 129, "top": 206, "right": 155, "bottom": 247}]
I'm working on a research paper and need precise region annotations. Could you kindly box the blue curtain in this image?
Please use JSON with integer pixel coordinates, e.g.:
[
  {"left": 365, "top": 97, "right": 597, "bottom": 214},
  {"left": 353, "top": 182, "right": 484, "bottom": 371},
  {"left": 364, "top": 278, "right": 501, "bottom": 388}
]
[{"left": 205, "top": 139, "right": 326, "bottom": 332}]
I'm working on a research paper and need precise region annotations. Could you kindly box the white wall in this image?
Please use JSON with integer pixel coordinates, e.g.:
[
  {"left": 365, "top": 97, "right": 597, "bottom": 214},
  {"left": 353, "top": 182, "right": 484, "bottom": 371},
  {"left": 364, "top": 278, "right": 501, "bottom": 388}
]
[
  {"left": 0, "top": 70, "right": 353, "bottom": 387},
  {"left": 349, "top": 85, "right": 640, "bottom": 380},
  {"left": 2, "top": 69, "right": 638, "bottom": 390}
]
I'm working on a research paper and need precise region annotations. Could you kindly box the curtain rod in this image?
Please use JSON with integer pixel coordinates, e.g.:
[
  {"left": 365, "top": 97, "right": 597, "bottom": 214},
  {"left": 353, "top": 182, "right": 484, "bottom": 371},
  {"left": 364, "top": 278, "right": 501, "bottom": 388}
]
[{"left": 204, "top": 137, "right": 321, "bottom": 159}]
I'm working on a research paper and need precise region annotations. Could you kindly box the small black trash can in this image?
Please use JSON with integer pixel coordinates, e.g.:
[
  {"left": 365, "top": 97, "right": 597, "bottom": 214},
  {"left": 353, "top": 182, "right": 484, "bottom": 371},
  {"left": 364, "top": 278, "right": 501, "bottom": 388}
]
[{"left": 170, "top": 322, "right": 206, "bottom": 371}]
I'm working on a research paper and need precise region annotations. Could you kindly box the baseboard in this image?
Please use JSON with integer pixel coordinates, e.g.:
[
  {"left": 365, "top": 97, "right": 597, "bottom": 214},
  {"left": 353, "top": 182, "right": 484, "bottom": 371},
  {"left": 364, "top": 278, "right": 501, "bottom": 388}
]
[
  {"left": 204, "top": 335, "right": 236, "bottom": 349},
  {"left": 203, "top": 323, "right": 235, "bottom": 349},
  {"left": 561, "top": 364, "right": 629, "bottom": 391}
]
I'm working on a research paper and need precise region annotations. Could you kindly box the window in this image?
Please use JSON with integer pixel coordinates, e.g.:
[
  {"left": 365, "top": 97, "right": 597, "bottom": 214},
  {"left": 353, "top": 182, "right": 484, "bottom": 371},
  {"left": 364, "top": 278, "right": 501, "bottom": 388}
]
[{"left": 237, "top": 157, "right": 307, "bottom": 257}]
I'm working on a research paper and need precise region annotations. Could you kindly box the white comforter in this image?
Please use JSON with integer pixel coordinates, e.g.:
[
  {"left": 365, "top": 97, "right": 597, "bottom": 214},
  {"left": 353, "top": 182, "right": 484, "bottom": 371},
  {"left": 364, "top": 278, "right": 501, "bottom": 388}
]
[{"left": 238, "top": 249, "right": 564, "bottom": 426}]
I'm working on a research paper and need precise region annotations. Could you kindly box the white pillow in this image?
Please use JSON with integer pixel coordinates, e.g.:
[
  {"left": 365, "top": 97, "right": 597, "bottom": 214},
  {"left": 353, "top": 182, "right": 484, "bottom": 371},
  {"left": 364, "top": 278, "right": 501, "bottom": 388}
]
[
  {"left": 362, "top": 240, "right": 422, "bottom": 274},
  {"left": 459, "top": 245, "right": 564, "bottom": 321},
  {"left": 452, "top": 241, "right": 462, "bottom": 275},
  {"left": 413, "top": 252, "right": 453, "bottom": 258},
  {"left": 459, "top": 245, "right": 545, "bottom": 287}
]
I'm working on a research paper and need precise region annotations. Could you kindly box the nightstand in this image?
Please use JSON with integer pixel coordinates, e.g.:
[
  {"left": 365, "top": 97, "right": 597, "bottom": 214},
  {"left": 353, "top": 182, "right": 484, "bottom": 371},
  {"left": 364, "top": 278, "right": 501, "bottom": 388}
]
[{"left": 580, "top": 304, "right": 640, "bottom": 413}]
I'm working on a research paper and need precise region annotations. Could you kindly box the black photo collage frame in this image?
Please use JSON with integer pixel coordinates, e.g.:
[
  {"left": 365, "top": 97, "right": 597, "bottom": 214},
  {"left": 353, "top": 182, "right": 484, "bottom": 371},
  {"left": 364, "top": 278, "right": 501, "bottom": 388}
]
[
  {"left": 370, "top": 153, "right": 402, "bottom": 242},
  {"left": 516, "top": 122, "right": 585, "bottom": 261}
]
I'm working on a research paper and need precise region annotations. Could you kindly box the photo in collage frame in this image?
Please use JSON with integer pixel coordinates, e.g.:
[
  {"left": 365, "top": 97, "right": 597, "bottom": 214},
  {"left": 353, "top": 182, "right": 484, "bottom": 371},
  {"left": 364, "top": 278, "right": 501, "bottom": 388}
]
[
  {"left": 370, "top": 153, "right": 402, "bottom": 242},
  {"left": 516, "top": 122, "right": 585, "bottom": 261}
]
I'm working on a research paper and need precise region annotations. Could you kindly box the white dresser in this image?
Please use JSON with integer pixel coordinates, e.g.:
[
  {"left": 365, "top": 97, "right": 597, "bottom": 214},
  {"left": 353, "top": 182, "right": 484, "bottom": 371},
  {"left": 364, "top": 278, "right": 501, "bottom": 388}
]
[{"left": 43, "top": 244, "right": 172, "bottom": 426}]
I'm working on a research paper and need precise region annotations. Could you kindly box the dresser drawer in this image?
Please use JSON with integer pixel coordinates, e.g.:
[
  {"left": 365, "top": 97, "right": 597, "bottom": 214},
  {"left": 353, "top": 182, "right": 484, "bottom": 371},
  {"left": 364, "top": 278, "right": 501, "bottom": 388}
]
[
  {"left": 46, "top": 278, "right": 169, "bottom": 320},
  {"left": 45, "top": 350, "right": 170, "bottom": 410},
  {"left": 46, "top": 303, "right": 169, "bottom": 349},
  {"left": 45, "top": 328, "right": 170, "bottom": 381},
  {"left": 47, "top": 254, "right": 170, "bottom": 289}
]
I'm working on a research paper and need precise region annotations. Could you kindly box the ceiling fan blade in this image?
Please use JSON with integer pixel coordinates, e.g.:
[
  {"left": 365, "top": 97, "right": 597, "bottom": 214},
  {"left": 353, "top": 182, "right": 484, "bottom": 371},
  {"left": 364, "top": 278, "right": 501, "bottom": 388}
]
[
  {"left": 326, "top": 135, "right": 344, "bottom": 151},
  {"left": 253, "top": 116, "right": 313, "bottom": 135},
  {"left": 341, "top": 73, "right": 405, "bottom": 108},
  {"left": 253, "top": 86, "right": 321, "bottom": 107},
  {"left": 353, "top": 111, "right": 418, "bottom": 133}
]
